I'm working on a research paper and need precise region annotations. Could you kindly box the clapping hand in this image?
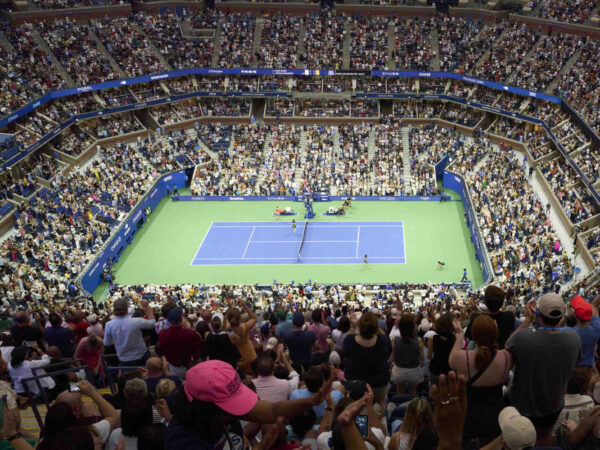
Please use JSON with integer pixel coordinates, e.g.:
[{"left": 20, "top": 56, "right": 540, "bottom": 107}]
[{"left": 311, "top": 368, "right": 335, "bottom": 406}]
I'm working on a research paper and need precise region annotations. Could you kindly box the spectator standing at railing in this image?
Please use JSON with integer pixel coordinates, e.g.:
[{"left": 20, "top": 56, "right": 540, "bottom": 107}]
[{"left": 104, "top": 297, "right": 155, "bottom": 366}]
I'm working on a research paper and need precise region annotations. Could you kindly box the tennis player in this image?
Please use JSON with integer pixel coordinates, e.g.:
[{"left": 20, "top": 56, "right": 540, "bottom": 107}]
[
  {"left": 364, "top": 254, "right": 369, "bottom": 266},
  {"left": 292, "top": 219, "right": 296, "bottom": 233}
]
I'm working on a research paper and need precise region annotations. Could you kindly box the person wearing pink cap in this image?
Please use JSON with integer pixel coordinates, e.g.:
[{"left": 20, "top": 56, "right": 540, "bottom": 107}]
[
  {"left": 561, "top": 294, "right": 600, "bottom": 373},
  {"left": 165, "top": 360, "right": 333, "bottom": 448}
]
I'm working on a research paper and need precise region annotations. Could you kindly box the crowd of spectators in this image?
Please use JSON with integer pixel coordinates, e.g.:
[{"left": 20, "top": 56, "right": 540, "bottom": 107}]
[
  {"left": 257, "top": 14, "right": 300, "bottom": 69},
  {"left": 392, "top": 18, "right": 433, "bottom": 70},
  {"left": 1, "top": 276, "right": 600, "bottom": 449},
  {"left": 295, "top": 100, "right": 350, "bottom": 117},
  {"left": 301, "top": 10, "right": 345, "bottom": 69},
  {"left": 349, "top": 15, "right": 389, "bottom": 70},
  {"left": 538, "top": 157, "right": 598, "bottom": 224},
  {"left": 38, "top": 18, "right": 116, "bottom": 87},
  {"left": 537, "top": 0, "right": 597, "bottom": 24},
  {"left": 217, "top": 12, "right": 256, "bottom": 68},
  {"left": 136, "top": 12, "right": 213, "bottom": 71},
  {"left": 437, "top": 16, "right": 504, "bottom": 74},
  {"left": 93, "top": 17, "right": 165, "bottom": 78}
]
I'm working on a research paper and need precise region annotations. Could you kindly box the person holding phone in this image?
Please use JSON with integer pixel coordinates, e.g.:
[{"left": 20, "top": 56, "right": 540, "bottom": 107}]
[{"left": 8, "top": 343, "right": 55, "bottom": 396}]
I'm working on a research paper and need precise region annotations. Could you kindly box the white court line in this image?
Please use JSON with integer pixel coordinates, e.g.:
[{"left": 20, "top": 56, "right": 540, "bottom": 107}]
[
  {"left": 252, "top": 240, "right": 356, "bottom": 243},
  {"left": 195, "top": 256, "right": 405, "bottom": 260},
  {"left": 241, "top": 226, "right": 256, "bottom": 259},
  {"left": 355, "top": 226, "right": 360, "bottom": 258},
  {"left": 401, "top": 221, "right": 407, "bottom": 264},
  {"left": 189, "top": 221, "right": 214, "bottom": 266},
  {"left": 212, "top": 225, "right": 404, "bottom": 228}
]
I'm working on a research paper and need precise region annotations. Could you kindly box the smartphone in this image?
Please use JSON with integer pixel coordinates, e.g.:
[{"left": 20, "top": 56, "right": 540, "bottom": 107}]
[
  {"left": 69, "top": 382, "right": 80, "bottom": 393},
  {"left": 355, "top": 415, "right": 368, "bottom": 437}
]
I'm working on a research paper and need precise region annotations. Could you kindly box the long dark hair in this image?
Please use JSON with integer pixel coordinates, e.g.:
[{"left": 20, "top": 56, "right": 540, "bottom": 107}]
[
  {"left": 172, "top": 388, "right": 232, "bottom": 441},
  {"left": 399, "top": 314, "right": 415, "bottom": 342}
]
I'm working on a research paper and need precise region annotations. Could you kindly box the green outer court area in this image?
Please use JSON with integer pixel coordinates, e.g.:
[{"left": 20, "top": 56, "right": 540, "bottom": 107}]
[{"left": 94, "top": 193, "right": 483, "bottom": 297}]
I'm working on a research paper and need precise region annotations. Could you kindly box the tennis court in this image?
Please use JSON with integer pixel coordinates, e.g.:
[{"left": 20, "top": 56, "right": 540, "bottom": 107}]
[{"left": 191, "top": 221, "right": 406, "bottom": 265}]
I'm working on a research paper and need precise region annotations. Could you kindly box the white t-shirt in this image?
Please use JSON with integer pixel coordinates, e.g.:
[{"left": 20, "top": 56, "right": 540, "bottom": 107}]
[
  {"left": 107, "top": 428, "right": 137, "bottom": 450},
  {"left": 92, "top": 419, "right": 112, "bottom": 444}
]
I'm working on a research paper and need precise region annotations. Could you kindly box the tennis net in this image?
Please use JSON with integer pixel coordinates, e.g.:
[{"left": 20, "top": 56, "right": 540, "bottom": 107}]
[{"left": 297, "top": 221, "right": 309, "bottom": 261}]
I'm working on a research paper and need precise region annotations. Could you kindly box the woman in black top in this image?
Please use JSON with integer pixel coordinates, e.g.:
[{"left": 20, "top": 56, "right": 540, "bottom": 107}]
[
  {"left": 428, "top": 312, "right": 456, "bottom": 387},
  {"left": 203, "top": 315, "right": 241, "bottom": 369},
  {"left": 343, "top": 312, "right": 392, "bottom": 406}
]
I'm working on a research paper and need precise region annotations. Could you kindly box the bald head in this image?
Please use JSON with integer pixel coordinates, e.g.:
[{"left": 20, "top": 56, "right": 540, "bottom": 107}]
[
  {"left": 55, "top": 391, "right": 83, "bottom": 417},
  {"left": 145, "top": 357, "right": 163, "bottom": 377},
  {"left": 14, "top": 311, "right": 27, "bottom": 326}
]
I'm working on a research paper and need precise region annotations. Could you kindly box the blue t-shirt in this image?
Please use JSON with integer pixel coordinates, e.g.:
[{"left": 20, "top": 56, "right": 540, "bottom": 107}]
[
  {"left": 283, "top": 330, "right": 316, "bottom": 365},
  {"left": 561, "top": 316, "right": 600, "bottom": 367},
  {"left": 289, "top": 388, "right": 344, "bottom": 419},
  {"left": 44, "top": 326, "right": 75, "bottom": 357}
]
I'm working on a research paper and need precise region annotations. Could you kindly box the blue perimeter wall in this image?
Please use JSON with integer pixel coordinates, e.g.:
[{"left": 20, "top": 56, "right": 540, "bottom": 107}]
[
  {"left": 80, "top": 170, "right": 187, "bottom": 294},
  {"left": 443, "top": 171, "right": 492, "bottom": 284}
]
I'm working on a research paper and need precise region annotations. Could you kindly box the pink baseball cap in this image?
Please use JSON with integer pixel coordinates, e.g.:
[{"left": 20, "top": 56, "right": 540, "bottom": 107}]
[{"left": 184, "top": 361, "right": 257, "bottom": 416}]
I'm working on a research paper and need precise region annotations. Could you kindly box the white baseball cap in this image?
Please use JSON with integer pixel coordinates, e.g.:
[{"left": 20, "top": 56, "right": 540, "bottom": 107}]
[{"left": 498, "top": 407, "right": 536, "bottom": 449}]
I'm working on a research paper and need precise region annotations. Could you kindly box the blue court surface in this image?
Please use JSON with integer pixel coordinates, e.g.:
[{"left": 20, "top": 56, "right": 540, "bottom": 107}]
[{"left": 191, "top": 221, "right": 406, "bottom": 265}]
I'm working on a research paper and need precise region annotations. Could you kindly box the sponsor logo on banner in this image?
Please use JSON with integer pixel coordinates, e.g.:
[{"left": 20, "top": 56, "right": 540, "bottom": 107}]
[
  {"left": 150, "top": 74, "right": 169, "bottom": 80},
  {"left": 110, "top": 236, "right": 122, "bottom": 252},
  {"left": 7, "top": 115, "right": 18, "bottom": 122},
  {"left": 163, "top": 175, "right": 172, "bottom": 182},
  {"left": 419, "top": 73, "right": 431, "bottom": 77},
  {"left": 150, "top": 189, "right": 158, "bottom": 198},
  {"left": 133, "top": 209, "right": 143, "bottom": 222},
  {"left": 454, "top": 175, "right": 461, "bottom": 183},
  {"left": 229, "top": 197, "right": 244, "bottom": 201},
  {"left": 77, "top": 86, "right": 92, "bottom": 92},
  {"left": 379, "top": 197, "right": 396, "bottom": 200},
  {"left": 134, "top": 103, "right": 147, "bottom": 109},
  {"left": 266, "top": 196, "right": 285, "bottom": 201}
]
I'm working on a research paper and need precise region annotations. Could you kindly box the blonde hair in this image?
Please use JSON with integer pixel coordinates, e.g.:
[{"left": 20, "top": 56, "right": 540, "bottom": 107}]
[
  {"left": 155, "top": 378, "right": 176, "bottom": 399},
  {"left": 399, "top": 398, "right": 433, "bottom": 448}
]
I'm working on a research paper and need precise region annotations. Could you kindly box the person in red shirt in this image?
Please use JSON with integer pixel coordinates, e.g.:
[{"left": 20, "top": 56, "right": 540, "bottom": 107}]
[
  {"left": 69, "top": 312, "right": 89, "bottom": 343},
  {"left": 158, "top": 307, "right": 202, "bottom": 379}
]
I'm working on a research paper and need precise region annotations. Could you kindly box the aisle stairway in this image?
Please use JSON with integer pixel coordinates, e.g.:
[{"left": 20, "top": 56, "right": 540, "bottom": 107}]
[
  {"left": 32, "top": 29, "right": 75, "bottom": 87},
  {"left": 401, "top": 127, "right": 412, "bottom": 195},
  {"left": 367, "top": 127, "right": 377, "bottom": 185},
  {"left": 294, "top": 129, "right": 308, "bottom": 193},
  {"left": 89, "top": 31, "right": 126, "bottom": 78},
  {"left": 130, "top": 22, "right": 173, "bottom": 71},
  {"left": 251, "top": 17, "right": 264, "bottom": 69},
  {"left": 430, "top": 27, "right": 441, "bottom": 71}
]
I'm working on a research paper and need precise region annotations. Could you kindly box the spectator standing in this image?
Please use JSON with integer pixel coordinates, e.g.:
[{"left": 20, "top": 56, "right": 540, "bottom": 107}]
[
  {"left": 283, "top": 312, "right": 316, "bottom": 373},
  {"left": 44, "top": 313, "right": 75, "bottom": 358},
  {"left": 74, "top": 334, "right": 105, "bottom": 384},
  {"left": 204, "top": 314, "right": 241, "bottom": 369},
  {"left": 343, "top": 311, "right": 392, "bottom": 405},
  {"left": 104, "top": 297, "right": 156, "bottom": 366},
  {"left": 465, "top": 285, "right": 515, "bottom": 349},
  {"left": 86, "top": 314, "right": 104, "bottom": 338},
  {"left": 10, "top": 311, "right": 44, "bottom": 349},
  {"left": 158, "top": 307, "right": 202, "bottom": 378},
  {"left": 308, "top": 309, "right": 330, "bottom": 364},
  {"left": 331, "top": 315, "right": 350, "bottom": 355},
  {"left": 561, "top": 295, "right": 600, "bottom": 377},
  {"left": 428, "top": 313, "right": 456, "bottom": 386},
  {"left": 227, "top": 298, "right": 257, "bottom": 375},
  {"left": 506, "top": 293, "right": 582, "bottom": 446},
  {"left": 449, "top": 315, "right": 512, "bottom": 447},
  {"left": 391, "top": 313, "right": 424, "bottom": 394}
]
